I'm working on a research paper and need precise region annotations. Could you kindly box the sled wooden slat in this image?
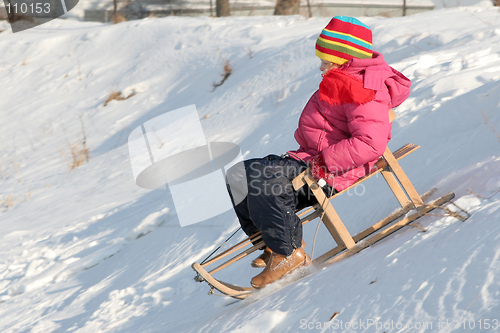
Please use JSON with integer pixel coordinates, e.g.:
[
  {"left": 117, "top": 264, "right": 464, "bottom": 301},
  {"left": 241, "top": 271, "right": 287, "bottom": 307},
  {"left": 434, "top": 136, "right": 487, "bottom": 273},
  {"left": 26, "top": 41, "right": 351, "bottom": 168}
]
[
  {"left": 299, "top": 209, "right": 322, "bottom": 224},
  {"left": 382, "top": 147, "right": 425, "bottom": 209},
  {"left": 304, "top": 174, "right": 356, "bottom": 249},
  {"left": 201, "top": 234, "right": 262, "bottom": 268},
  {"left": 381, "top": 169, "right": 412, "bottom": 207},
  {"left": 201, "top": 206, "right": 321, "bottom": 268},
  {"left": 349, "top": 188, "right": 436, "bottom": 243},
  {"left": 207, "top": 208, "right": 323, "bottom": 274},
  {"left": 292, "top": 171, "right": 308, "bottom": 191},
  {"left": 208, "top": 241, "right": 265, "bottom": 275},
  {"left": 313, "top": 188, "right": 437, "bottom": 264}
]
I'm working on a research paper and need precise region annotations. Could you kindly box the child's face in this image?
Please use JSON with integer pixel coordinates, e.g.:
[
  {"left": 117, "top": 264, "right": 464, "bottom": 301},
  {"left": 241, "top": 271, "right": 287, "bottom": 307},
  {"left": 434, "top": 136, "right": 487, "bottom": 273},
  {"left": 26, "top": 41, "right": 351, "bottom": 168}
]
[{"left": 320, "top": 60, "right": 341, "bottom": 72}]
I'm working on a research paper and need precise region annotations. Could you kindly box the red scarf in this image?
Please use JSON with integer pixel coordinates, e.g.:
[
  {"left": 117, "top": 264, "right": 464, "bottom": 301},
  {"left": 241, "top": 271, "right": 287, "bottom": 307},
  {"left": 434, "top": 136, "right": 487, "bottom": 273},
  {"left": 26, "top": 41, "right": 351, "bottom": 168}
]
[{"left": 319, "top": 69, "right": 375, "bottom": 106}]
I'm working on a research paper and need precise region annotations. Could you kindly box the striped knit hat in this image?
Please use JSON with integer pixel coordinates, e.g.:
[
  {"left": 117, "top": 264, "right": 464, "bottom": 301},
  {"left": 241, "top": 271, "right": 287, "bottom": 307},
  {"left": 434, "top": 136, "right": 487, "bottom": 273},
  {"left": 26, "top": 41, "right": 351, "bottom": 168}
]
[{"left": 316, "top": 16, "right": 373, "bottom": 65}]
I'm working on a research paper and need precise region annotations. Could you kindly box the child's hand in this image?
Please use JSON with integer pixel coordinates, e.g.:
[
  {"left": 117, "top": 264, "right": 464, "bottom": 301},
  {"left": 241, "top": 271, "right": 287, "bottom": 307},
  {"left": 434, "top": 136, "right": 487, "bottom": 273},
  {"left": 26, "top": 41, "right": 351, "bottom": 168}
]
[{"left": 308, "top": 154, "right": 334, "bottom": 187}]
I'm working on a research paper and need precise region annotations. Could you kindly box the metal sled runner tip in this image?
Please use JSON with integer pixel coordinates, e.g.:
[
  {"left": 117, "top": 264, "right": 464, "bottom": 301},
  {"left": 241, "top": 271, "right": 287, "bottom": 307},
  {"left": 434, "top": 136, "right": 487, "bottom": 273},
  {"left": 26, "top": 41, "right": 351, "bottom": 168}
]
[{"left": 192, "top": 262, "right": 254, "bottom": 299}]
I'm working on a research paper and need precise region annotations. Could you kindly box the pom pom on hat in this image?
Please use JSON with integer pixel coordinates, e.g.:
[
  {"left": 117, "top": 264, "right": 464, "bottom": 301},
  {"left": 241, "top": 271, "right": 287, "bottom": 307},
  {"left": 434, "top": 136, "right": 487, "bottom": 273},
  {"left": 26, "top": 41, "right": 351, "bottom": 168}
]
[{"left": 316, "top": 16, "right": 373, "bottom": 65}]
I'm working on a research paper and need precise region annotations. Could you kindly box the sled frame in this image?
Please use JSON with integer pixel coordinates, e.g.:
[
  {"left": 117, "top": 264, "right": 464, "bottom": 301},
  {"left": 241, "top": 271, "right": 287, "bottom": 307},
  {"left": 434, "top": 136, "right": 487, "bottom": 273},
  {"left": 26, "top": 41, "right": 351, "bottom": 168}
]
[{"left": 192, "top": 111, "right": 464, "bottom": 299}]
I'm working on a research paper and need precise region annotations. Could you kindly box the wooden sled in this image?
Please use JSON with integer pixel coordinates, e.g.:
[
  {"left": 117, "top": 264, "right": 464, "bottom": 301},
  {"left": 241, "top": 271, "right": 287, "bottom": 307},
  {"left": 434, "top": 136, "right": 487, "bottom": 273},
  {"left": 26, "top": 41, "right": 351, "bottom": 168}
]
[{"left": 192, "top": 110, "right": 468, "bottom": 300}]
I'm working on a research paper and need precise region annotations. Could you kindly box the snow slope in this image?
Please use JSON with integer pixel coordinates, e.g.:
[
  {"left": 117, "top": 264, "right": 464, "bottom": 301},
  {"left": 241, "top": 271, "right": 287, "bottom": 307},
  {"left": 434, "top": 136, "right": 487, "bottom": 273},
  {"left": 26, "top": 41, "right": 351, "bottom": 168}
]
[{"left": 1, "top": 4, "right": 500, "bottom": 332}]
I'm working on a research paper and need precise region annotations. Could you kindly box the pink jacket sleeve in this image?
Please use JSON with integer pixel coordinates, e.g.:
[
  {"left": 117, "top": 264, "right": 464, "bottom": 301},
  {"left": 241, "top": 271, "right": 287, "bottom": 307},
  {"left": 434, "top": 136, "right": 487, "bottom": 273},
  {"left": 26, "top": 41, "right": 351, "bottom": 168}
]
[{"left": 321, "top": 101, "right": 391, "bottom": 175}]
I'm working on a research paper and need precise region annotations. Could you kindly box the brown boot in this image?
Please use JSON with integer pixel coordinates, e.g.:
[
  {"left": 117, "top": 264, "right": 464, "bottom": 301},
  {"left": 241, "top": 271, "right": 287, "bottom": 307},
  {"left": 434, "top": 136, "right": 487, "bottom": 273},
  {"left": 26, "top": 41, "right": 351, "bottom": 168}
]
[
  {"left": 251, "top": 247, "right": 273, "bottom": 268},
  {"left": 251, "top": 240, "right": 306, "bottom": 268},
  {"left": 250, "top": 246, "right": 311, "bottom": 289}
]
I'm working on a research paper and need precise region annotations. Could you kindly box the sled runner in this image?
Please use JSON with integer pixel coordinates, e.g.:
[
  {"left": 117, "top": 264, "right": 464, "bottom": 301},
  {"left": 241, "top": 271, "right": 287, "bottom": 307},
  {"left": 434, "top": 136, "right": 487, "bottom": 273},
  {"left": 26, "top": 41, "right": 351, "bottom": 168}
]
[{"left": 192, "top": 110, "right": 468, "bottom": 299}]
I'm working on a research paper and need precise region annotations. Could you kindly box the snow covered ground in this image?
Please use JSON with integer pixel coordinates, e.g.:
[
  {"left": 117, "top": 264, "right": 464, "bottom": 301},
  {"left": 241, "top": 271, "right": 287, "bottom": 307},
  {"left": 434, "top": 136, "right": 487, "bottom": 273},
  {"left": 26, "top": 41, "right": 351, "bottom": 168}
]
[{"left": 1, "top": 3, "right": 500, "bottom": 332}]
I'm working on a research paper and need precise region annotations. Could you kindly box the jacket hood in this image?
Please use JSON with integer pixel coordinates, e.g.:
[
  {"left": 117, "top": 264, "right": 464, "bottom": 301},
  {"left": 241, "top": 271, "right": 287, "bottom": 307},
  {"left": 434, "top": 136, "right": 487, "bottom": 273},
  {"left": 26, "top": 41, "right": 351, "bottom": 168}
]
[{"left": 341, "top": 51, "right": 411, "bottom": 107}]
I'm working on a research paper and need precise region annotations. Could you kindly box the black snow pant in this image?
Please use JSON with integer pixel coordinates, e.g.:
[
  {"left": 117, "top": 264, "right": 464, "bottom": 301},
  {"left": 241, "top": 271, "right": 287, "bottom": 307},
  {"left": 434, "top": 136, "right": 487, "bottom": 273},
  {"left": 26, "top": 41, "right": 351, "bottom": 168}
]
[{"left": 226, "top": 154, "right": 335, "bottom": 256}]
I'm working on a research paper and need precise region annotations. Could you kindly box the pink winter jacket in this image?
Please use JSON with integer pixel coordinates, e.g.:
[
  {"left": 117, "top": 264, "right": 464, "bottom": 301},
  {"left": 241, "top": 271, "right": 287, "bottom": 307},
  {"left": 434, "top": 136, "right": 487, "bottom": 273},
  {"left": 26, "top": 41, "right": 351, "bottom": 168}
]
[{"left": 288, "top": 52, "right": 411, "bottom": 191}]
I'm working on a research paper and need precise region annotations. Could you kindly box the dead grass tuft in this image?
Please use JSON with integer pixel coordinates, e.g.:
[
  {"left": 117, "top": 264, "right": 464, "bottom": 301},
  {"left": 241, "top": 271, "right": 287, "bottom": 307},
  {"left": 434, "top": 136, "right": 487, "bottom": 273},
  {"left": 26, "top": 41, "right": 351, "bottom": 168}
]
[
  {"left": 467, "top": 188, "right": 500, "bottom": 200},
  {"left": 103, "top": 90, "right": 136, "bottom": 106},
  {"left": 213, "top": 59, "right": 232, "bottom": 90},
  {"left": 59, "top": 116, "right": 90, "bottom": 170},
  {"left": 329, "top": 312, "right": 339, "bottom": 321},
  {"left": 0, "top": 195, "right": 18, "bottom": 210},
  {"left": 481, "top": 110, "right": 500, "bottom": 143},
  {"left": 26, "top": 186, "right": 32, "bottom": 202},
  {"left": 69, "top": 142, "right": 89, "bottom": 169},
  {"left": 113, "top": 13, "right": 127, "bottom": 24},
  {"left": 1, "top": 187, "right": 34, "bottom": 211}
]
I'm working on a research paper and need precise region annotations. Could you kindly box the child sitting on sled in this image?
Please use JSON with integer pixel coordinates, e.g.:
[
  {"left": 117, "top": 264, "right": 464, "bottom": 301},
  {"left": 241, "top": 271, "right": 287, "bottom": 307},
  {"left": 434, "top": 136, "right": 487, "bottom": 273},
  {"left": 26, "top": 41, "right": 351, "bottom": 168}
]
[{"left": 227, "top": 16, "right": 412, "bottom": 289}]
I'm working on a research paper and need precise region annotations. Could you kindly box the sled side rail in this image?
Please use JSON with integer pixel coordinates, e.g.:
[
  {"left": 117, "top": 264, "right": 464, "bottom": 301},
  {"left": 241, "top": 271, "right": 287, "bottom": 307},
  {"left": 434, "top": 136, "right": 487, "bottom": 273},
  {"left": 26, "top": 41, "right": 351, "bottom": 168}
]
[
  {"left": 316, "top": 192, "right": 455, "bottom": 266},
  {"left": 313, "top": 188, "right": 438, "bottom": 264}
]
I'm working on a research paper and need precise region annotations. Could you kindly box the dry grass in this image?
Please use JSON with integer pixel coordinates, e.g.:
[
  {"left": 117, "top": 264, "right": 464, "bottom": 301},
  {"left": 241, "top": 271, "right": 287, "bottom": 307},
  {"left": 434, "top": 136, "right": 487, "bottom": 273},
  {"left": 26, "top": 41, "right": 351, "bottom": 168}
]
[
  {"left": 467, "top": 188, "right": 500, "bottom": 200},
  {"left": 213, "top": 59, "right": 232, "bottom": 90},
  {"left": 103, "top": 90, "right": 136, "bottom": 106},
  {"left": 329, "top": 312, "right": 339, "bottom": 321},
  {"left": 12, "top": 159, "right": 23, "bottom": 184},
  {"left": 274, "top": 59, "right": 295, "bottom": 104},
  {"left": 59, "top": 116, "right": 90, "bottom": 170},
  {"left": 0, "top": 153, "right": 25, "bottom": 184},
  {"left": 69, "top": 142, "right": 89, "bottom": 169},
  {"left": 0, "top": 195, "right": 18, "bottom": 210},
  {"left": 26, "top": 186, "right": 32, "bottom": 202},
  {"left": 113, "top": 13, "right": 127, "bottom": 24},
  {"left": 481, "top": 110, "right": 500, "bottom": 142},
  {"left": 1, "top": 187, "right": 33, "bottom": 211}
]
